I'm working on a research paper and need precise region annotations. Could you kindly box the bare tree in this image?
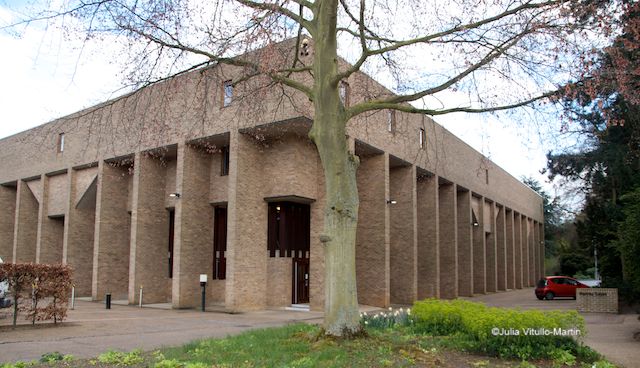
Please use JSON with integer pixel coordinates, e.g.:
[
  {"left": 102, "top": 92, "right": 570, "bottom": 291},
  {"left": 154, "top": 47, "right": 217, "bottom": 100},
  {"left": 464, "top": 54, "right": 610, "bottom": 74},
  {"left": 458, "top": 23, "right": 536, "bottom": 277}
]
[{"left": 4, "top": 0, "right": 622, "bottom": 336}]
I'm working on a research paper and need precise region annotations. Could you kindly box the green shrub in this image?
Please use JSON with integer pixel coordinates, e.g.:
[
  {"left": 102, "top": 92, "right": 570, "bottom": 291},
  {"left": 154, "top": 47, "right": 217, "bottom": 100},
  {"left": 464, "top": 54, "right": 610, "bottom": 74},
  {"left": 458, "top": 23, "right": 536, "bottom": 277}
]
[
  {"left": 97, "top": 349, "right": 144, "bottom": 366},
  {"left": 123, "top": 350, "right": 144, "bottom": 366},
  {"left": 411, "top": 299, "right": 588, "bottom": 360},
  {"left": 583, "top": 361, "right": 617, "bottom": 368},
  {"left": 184, "top": 363, "right": 209, "bottom": 368},
  {"left": 0, "top": 362, "right": 37, "bottom": 368},
  {"left": 516, "top": 361, "right": 537, "bottom": 368},
  {"left": 154, "top": 359, "right": 184, "bottom": 368},
  {"left": 38, "top": 352, "right": 73, "bottom": 363},
  {"left": 550, "top": 349, "right": 576, "bottom": 367},
  {"left": 39, "top": 352, "right": 64, "bottom": 363},
  {"left": 97, "top": 350, "right": 123, "bottom": 364}
]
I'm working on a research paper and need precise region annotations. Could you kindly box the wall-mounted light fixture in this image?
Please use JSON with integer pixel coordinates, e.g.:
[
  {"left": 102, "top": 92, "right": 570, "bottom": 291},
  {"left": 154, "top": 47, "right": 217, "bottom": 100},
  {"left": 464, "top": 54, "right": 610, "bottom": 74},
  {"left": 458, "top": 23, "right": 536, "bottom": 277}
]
[
  {"left": 472, "top": 221, "right": 479, "bottom": 227},
  {"left": 386, "top": 199, "right": 397, "bottom": 204},
  {"left": 169, "top": 192, "right": 181, "bottom": 198}
]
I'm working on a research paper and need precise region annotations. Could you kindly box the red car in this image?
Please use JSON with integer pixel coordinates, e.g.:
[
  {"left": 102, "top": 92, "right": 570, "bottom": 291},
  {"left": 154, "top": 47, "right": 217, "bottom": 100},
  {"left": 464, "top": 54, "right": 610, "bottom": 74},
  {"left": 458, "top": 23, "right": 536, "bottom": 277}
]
[{"left": 535, "top": 276, "right": 590, "bottom": 300}]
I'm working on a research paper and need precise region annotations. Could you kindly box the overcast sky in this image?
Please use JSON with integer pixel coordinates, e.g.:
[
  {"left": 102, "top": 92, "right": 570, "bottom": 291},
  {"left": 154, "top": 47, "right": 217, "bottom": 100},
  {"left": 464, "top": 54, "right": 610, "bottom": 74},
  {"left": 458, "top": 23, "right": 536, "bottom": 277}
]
[{"left": 0, "top": 3, "right": 560, "bottom": 197}]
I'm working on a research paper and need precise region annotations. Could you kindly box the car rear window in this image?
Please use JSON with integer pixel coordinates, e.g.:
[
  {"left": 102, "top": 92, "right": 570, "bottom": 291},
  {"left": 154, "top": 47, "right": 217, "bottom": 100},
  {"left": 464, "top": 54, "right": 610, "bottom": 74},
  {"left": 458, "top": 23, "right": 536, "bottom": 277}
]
[{"left": 536, "top": 279, "right": 547, "bottom": 288}]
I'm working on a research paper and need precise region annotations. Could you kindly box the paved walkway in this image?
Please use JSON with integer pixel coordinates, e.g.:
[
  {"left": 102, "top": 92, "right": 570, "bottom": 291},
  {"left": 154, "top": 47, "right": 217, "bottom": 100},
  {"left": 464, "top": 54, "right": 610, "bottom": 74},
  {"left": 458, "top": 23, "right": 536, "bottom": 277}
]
[
  {"left": 464, "top": 288, "right": 640, "bottom": 368},
  {"left": 0, "top": 301, "right": 325, "bottom": 363}
]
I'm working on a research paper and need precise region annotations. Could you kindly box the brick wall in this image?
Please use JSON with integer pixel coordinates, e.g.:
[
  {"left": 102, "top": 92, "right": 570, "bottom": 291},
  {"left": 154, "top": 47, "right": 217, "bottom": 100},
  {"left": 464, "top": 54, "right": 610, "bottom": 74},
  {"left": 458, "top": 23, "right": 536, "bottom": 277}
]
[
  {"left": 0, "top": 185, "right": 16, "bottom": 261},
  {"left": 356, "top": 153, "right": 389, "bottom": 306},
  {"left": 267, "top": 256, "right": 292, "bottom": 307},
  {"left": 416, "top": 174, "right": 439, "bottom": 299},
  {"left": 438, "top": 182, "right": 457, "bottom": 299},
  {"left": 390, "top": 164, "right": 418, "bottom": 303},
  {"left": 456, "top": 189, "right": 473, "bottom": 296},
  {"left": 64, "top": 167, "right": 97, "bottom": 296},
  {"left": 577, "top": 288, "right": 618, "bottom": 313},
  {"left": 15, "top": 180, "right": 39, "bottom": 263}
]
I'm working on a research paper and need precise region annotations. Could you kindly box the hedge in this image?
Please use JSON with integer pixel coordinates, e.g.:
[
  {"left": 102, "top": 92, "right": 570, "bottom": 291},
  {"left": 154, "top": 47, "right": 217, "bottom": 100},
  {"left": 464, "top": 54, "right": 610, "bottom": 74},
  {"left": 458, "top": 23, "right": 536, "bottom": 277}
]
[
  {"left": 0, "top": 263, "right": 73, "bottom": 327},
  {"left": 411, "top": 299, "right": 587, "bottom": 359}
]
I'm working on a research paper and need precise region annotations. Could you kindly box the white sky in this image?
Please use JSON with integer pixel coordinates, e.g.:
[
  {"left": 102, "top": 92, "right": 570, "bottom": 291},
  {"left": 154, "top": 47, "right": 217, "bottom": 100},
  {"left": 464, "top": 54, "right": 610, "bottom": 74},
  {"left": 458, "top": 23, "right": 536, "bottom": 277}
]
[{"left": 0, "top": 3, "right": 558, "bottom": 196}]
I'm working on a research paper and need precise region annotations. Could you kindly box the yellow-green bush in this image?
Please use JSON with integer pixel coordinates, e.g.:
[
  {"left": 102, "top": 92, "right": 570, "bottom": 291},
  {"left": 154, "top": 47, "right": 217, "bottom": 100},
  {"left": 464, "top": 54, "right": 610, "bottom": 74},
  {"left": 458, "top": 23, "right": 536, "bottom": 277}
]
[{"left": 411, "top": 299, "right": 589, "bottom": 360}]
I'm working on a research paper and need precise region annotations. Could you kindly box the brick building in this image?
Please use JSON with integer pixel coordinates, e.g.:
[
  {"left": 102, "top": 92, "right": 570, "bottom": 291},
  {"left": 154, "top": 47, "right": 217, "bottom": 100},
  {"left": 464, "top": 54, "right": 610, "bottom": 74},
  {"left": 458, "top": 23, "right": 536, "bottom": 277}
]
[{"left": 0, "top": 43, "right": 544, "bottom": 311}]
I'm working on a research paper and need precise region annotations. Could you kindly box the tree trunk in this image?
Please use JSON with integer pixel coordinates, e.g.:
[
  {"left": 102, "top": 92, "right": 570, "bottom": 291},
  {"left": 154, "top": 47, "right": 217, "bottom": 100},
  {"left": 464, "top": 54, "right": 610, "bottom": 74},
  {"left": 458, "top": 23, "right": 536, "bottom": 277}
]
[
  {"left": 310, "top": 108, "right": 361, "bottom": 337},
  {"left": 308, "top": 0, "right": 362, "bottom": 337}
]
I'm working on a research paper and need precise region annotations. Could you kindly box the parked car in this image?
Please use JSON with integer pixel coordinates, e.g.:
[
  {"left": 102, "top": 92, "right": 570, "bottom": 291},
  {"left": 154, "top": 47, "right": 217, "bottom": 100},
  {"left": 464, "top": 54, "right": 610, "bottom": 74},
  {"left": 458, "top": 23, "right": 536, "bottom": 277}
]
[
  {"left": 0, "top": 257, "right": 12, "bottom": 308},
  {"left": 535, "top": 276, "right": 590, "bottom": 300}
]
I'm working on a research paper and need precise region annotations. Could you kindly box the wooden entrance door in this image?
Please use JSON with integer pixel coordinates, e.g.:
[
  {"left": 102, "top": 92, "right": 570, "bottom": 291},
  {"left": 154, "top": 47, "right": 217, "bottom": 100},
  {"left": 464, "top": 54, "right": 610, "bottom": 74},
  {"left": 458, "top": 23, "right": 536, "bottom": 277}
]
[
  {"left": 213, "top": 206, "right": 227, "bottom": 280},
  {"left": 292, "top": 258, "right": 310, "bottom": 304}
]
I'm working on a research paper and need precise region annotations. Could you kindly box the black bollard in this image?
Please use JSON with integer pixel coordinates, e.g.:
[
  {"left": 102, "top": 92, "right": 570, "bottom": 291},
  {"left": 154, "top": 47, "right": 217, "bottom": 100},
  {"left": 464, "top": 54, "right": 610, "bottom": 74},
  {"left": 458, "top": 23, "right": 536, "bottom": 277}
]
[{"left": 106, "top": 293, "right": 111, "bottom": 309}]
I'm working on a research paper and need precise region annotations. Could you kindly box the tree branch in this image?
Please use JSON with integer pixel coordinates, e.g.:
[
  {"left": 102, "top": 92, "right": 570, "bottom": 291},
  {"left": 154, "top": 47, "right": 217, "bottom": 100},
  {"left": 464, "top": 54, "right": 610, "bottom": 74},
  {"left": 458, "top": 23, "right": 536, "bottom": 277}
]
[
  {"left": 289, "top": 0, "right": 314, "bottom": 11},
  {"left": 114, "top": 11, "right": 314, "bottom": 100},
  {"left": 234, "top": 0, "right": 312, "bottom": 30},
  {"left": 347, "top": 28, "right": 530, "bottom": 116},
  {"left": 337, "top": 0, "right": 562, "bottom": 80},
  {"left": 348, "top": 89, "right": 560, "bottom": 118},
  {"left": 267, "top": 71, "right": 314, "bottom": 98}
]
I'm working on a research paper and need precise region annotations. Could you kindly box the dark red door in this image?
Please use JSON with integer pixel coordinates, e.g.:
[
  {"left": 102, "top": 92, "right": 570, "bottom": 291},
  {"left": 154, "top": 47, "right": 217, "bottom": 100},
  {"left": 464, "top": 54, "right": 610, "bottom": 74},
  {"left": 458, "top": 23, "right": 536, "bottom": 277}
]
[
  {"left": 292, "top": 258, "right": 309, "bottom": 304},
  {"left": 213, "top": 207, "right": 227, "bottom": 279},
  {"left": 168, "top": 209, "right": 175, "bottom": 278}
]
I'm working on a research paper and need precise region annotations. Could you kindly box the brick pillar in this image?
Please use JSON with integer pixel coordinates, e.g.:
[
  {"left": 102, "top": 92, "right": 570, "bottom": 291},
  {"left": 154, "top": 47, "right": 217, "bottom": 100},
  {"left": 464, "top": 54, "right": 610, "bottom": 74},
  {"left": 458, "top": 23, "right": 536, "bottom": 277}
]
[
  {"left": 356, "top": 153, "right": 390, "bottom": 307},
  {"left": 35, "top": 175, "right": 47, "bottom": 264},
  {"left": 539, "top": 223, "right": 545, "bottom": 278},
  {"left": 37, "top": 175, "right": 65, "bottom": 265},
  {"left": 521, "top": 215, "right": 529, "bottom": 287},
  {"left": 14, "top": 179, "right": 39, "bottom": 263},
  {"left": 438, "top": 181, "right": 457, "bottom": 299},
  {"left": 485, "top": 201, "right": 497, "bottom": 293},
  {"left": 535, "top": 223, "right": 539, "bottom": 279},
  {"left": 529, "top": 219, "right": 538, "bottom": 285},
  {"left": 172, "top": 143, "right": 214, "bottom": 308},
  {"left": 472, "top": 196, "right": 486, "bottom": 294},
  {"left": 92, "top": 161, "right": 131, "bottom": 301},
  {"left": 457, "top": 189, "right": 473, "bottom": 296},
  {"left": 390, "top": 164, "right": 417, "bottom": 304},
  {"left": 514, "top": 213, "right": 523, "bottom": 289},
  {"left": 129, "top": 152, "right": 171, "bottom": 304},
  {"left": 496, "top": 205, "right": 507, "bottom": 291},
  {"left": 225, "top": 131, "right": 268, "bottom": 311},
  {"left": 63, "top": 167, "right": 97, "bottom": 296},
  {"left": 0, "top": 184, "right": 16, "bottom": 261},
  {"left": 529, "top": 218, "right": 536, "bottom": 286},
  {"left": 417, "top": 174, "right": 438, "bottom": 299},
  {"left": 505, "top": 209, "right": 515, "bottom": 290}
]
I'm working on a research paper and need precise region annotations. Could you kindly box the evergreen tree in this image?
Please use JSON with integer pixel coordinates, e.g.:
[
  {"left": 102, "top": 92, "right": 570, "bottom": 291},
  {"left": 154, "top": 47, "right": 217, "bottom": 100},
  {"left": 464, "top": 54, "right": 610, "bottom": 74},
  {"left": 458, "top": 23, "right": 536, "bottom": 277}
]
[{"left": 547, "top": 6, "right": 640, "bottom": 299}]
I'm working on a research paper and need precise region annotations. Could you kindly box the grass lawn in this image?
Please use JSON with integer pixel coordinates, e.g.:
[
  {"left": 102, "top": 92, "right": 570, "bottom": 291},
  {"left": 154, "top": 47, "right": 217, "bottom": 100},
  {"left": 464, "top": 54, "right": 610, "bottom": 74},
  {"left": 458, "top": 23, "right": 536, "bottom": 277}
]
[{"left": 1, "top": 323, "right": 615, "bottom": 368}]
